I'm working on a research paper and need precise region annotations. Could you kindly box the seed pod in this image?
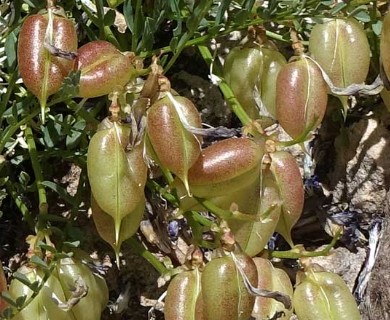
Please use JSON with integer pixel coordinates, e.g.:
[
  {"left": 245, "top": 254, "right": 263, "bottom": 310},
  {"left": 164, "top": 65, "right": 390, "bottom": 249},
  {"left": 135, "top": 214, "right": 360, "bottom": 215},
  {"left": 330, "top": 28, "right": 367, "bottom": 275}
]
[
  {"left": 224, "top": 46, "right": 264, "bottom": 119},
  {"left": 382, "top": 13, "right": 390, "bottom": 83},
  {"left": 252, "top": 257, "right": 293, "bottom": 320},
  {"left": 17, "top": 7, "right": 77, "bottom": 117},
  {"left": 75, "top": 40, "right": 135, "bottom": 98},
  {"left": 0, "top": 260, "right": 7, "bottom": 312},
  {"left": 187, "top": 137, "right": 264, "bottom": 198},
  {"left": 91, "top": 195, "right": 145, "bottom": 264},
  {"left": 293, "top": 265, "right": 361, "bottom": 320},
  {"left": 9, "top": 258, "right": 108, "bottom": 320},
  {"left": 164, "top": 269, "right": 202, "bottom": 320},
  {"left": 269, "top": 151, "right": 304, "bottom": 247},
  {"left": 276, "top": 56, "right": 328, "bottom": 139},
  {"left": 87, "top": 118, "right": 147, "bottom": 245},
  {"left": 381, "top": 87, "right": 390, "bottom": 112},
  {"left": 309, "top": 18, "right": 370, "bottom": 112},
  {"left": 228, "top": 171, "right": 281, "bottom": 257},
  {"left": 257, "top": 48, "right": 287, "bottom": 118},
  {"left": 200, "top": 251, "right": 257, "bottom": 320},
  {"left": 147, "top": 94, "right": 202, "bottom": 193}
]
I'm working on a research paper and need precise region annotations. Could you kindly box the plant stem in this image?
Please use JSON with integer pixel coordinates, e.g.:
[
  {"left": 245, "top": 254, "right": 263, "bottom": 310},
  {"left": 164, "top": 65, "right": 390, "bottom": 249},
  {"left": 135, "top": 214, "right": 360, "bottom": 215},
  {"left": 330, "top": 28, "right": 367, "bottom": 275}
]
[
  {"left": 127, "top": 237, "right": 167, "bottom": 275},
  {"left": 5, "top": 180, "right": 34, "bottom": 229},
  {"left": 25, "top": 125, "right": 48, "bottom": 216}
]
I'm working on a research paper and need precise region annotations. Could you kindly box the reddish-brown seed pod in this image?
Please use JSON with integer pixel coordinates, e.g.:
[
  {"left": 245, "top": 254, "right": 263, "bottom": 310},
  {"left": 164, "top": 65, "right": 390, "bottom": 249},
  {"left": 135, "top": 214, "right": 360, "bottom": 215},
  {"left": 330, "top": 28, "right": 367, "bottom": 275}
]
[
  {"left": 17, "top": 8, "right": 77, "bottom": 107},
  {"left": 269, "top": 151, "right": 304, "bottom": 247},
  {"left": 147, "top": 94, "right": 202, "bottom": 193},
  {"left": 75, "top": 40, "right": 135, "bottom": 98},
  {"left": 200, "top": 251, "right": 257, "bottom": 320},
  {"left": 164, "top": 269, "right": 202, "bottom": 320},
  {"left": 187, "top": 137, "right": 264, "bottom": 198},
  {"left": 276, "top": 57, "right": 328, "bottom": 139}
]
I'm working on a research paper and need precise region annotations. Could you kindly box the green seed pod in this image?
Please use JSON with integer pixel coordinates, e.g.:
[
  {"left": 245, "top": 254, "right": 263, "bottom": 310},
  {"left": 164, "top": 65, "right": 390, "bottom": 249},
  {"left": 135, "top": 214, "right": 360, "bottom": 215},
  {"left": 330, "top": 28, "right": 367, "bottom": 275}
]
[
  {"left": 257, "top": 48, "right": 287, "bottom": 118},
  {"left": 309, "top": 18, "right": 370, "bottom": 112},
  {"left": 9, "top": 258, "right": 108, "bottom": 320},
  {"left": 276, "top": 57, "right": 328, "bottom": 139},
  {"left": 187, "top": 138, "right": 264, "bottom": 198},
  {"left": 382, "top": 13, "right": 390, "bottom": 84},
  {"left": 252, "top": 258, "right": 293, "bottom": 320},
  {"left": 380, "top": 87, "right": 390, "bottom": 112},
  {"left": 269, "top": 151, "right": 304, "bottom": 247},
  {"left": 200, "top": 250, "right": 257, "bottom": 320},
  {"left": 147, "top": 94, "right": 202, "bottom": 194},
  {"left": 229, "top": 171, "right": 281, "bottom": 257},
  {"left": 224, "top": 46, "right": 264, "bottom": 119},
  {"left": 75, "top": 40, "right": 135, "bottom": 98},
  {"left": 293, "top": 266, "right": 361, "bottom": 320},
  {"left": 17, "top": 7, "right": 77, "bottom": 118},
  {"left": 91, "top": 195, "right": 145, "bottom": 264},
  {"left": 164, "top": 269, "right": 202, "bottom": 320},
  {"left": 87, "top": 118, "right": 147, "bottom": 245}
]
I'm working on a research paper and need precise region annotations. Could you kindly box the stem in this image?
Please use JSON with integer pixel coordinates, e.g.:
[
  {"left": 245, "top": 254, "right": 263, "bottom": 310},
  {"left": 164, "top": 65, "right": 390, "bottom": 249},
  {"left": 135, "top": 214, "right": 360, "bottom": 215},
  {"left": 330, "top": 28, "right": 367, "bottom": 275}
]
[
  {"left": 25, "top": 125, "right": 48, "bottom": 217},
  {"left": 197, "top": 44, "right": 252, "bottom": 126},
  {"left": 270, "top": 230, "right": 342, "bottom": 259},
  {"left": 5, "top": 180, "right": 34, "bottom": 229},
  {"left": 127, "top": 237, "right": 167, "bottom": 275}
]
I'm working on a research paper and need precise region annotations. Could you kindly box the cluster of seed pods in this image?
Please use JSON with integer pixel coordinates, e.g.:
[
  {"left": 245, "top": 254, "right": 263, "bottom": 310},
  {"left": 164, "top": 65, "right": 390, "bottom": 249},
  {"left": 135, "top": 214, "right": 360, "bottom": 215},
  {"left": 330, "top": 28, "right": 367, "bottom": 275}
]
[{"left": 15, "top": 2, "right": 376, "bottom": 319}]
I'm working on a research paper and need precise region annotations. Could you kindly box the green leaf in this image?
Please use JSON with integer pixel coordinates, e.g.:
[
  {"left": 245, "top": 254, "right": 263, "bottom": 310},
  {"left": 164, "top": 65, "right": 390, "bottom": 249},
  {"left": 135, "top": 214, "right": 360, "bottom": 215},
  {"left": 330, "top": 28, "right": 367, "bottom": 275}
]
[
  {"left": 0, "top": 292, "right": 19, "bottom": 308},
  {"left": 30, "top": 255, "right": 48, "bottom": 270},
  {"left": 215, "top": 0, "right": 232, "bottom": 25},
  {"left": 12, "top": 272, "right": 32, "bottom": 288},
  {"left": 4, "top": 31, "right": 17, "bottom": 69},
  {"left": 41, "top": 181, "right": 77, "bottom": 207}
]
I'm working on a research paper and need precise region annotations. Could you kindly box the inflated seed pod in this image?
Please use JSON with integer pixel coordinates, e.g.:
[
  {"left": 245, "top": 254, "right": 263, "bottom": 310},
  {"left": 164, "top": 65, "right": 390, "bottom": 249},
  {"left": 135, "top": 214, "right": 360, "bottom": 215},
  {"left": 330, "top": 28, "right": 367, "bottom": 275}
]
[
  {"left": 200, "top": 250, "right": 257, "bottom": 320},
  {"left": 224, "top": 46, "right": 264, "bottom": 119},
  {"left": 309, "top": 18, "right": 370, "bottom": 113},
  {"left": 9, "top": 258, "right": 108, "bottom": 320},
  {"left": 87, "top": 118, "right": 147, "bottom": 245},
  {"left": 380, "top": 87, "right": 390, "bottom": 112},
  {"left": 252, "top": 257, "right": 293, "bottom": 320},
  {"left": 293, "top": 265, "right": 361, "bottom": 320},
  {"left": 228, "top": 171, "right": 281, "bottom": 257},
  {"left": 147, "top": 94, "right": 202, "bottom": 194},
  {"left": 187, "top": 137, "right": 264, "bottom": 198},
  {"left": 269, "top": 151, "right": 304, "bottom": 247},
  {"left": 91, "top": 195, "right": 145, "bottom": 264},
  {"left": 257, "top": 48, "right": 287, "bottom": 118},
  {"left": 380, "top": 13, "right": 390, "bottom": 83},
  {"left": 164, "top": 269, "right": 202, "bottom": 320},
  {"left": 17, "top": 7, "right": 77, "bottom": 117},
  {"left": 75, "top": 40, "right": 136, "bottom": 98},
  {"left": 276, "top": 56, "right": 328, "bottom": 139}
]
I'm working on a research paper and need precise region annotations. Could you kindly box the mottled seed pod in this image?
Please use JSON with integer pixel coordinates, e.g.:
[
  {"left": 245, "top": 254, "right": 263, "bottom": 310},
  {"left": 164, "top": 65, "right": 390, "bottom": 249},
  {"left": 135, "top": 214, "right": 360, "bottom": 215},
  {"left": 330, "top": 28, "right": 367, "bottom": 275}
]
[
  {"left": 87, "top": 118, "right": 147, "bottom": 246},
  {"left": 187, "top": 137, "right": 264, "bottom": 198},
  {"left": 164, "top": 269, "right": 202, "bottom": 320},
  {"left": 200, "top": 250, "right": 257, "bottom": 320},
  {"left": 228, "top": 170, "right": 281, "bottom": 257},
  {"left": 309, "top": 18, "right": 370, "bottom": 112},
  {"left": 147, "top": 94, "right": 202, "bottom": 194},
  {"left": 75, "top": 40, "right": 135, "bottom": 98},
  {"left": 293, "top": 265, "right": 361, "bottom": 320},
  {"left": 252, "top": 257, "right": 293, "bottom": 320},
  {"left": 269, "top": 151, "right": 304, "bottom": 247},
  {"left": 224, "top": 46, "right": 264, "bottom": 119},
  {"left": 276, "top": 56, "right": 328, "bottom": 139},
  {"left": 17, "top": 7, "right": 77, "bottom": 116}
]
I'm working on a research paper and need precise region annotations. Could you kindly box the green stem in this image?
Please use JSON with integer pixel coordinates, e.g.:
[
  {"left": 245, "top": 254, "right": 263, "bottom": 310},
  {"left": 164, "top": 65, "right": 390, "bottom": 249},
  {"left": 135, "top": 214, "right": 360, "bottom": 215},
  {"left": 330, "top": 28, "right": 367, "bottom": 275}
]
[
  {"left": 127, "top": 237, "right": 167, "bottom": 275},
  {"left": 270, "top": 230, "right": 342, "bottom": 259},
  {"left": 197, "top": 44, "right": 252, "bottom": 126},
  {"left": 5, "top": 180, "right": 34, "bottom": 229},
  {"left": 25, "top": 125, "right": 48, "bottom": 217}
]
